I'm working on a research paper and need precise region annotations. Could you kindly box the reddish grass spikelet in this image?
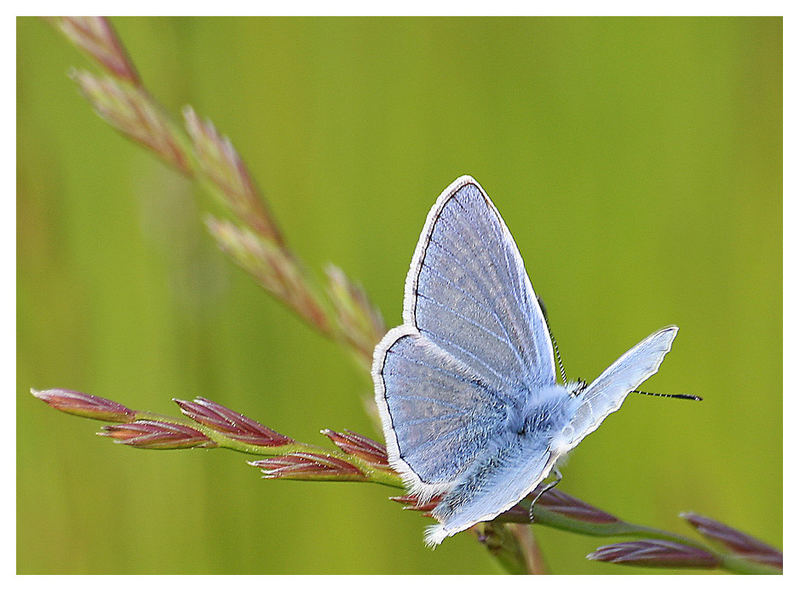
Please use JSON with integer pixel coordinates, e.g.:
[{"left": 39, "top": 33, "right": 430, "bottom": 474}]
[
  {"left": 174, "top": 397, "right": 292, "bottom": 447},
  {"left": 183, "top": 107, "right": 283, "bottom": 246},
  {"left": 681, "top": 512, "right": 783, "bottom": 569},
  {"left": 389, "top": 494, "right": 441, "bottom": 516},
  {"left": 31, "top": 388, "right": 134, "bottom": 422},
  {"left": 71, "top": 70, "right": 190, "bottom": 174},
  {"left": 250, "top": 453, "right": 365, "bottom": 481},
  {"left": 99, "top": 420, "right": 215, "bottom": 449},
  {"left": 50, "top": 17, "right": 140, "bottom": 85},
  {"left": 586, "top": 539, "right": 720, "bottom": 569},
  {"left": 533, "top": 489, "right": 620, "bottom": 524},
  {"left": 389, "top": 494, "right": 530, "bottom": 523},
  {"left": 321, "top": 429, "right": 390, "bottom": 467}
]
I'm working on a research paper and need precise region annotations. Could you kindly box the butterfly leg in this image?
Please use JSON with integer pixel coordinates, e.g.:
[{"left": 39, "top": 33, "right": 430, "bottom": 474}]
[{"left": 528, "top": 467, "right": 562, "bottom": 522}]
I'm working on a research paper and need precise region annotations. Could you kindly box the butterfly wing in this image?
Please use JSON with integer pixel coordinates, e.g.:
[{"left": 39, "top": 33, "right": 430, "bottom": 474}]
[
  {"left": 402, "top": 176, "right": 556, "bottom": 392},
  {"left": 375, "top": 328, "right": 509, "bottom": 500},
  {"left": 555, "top": 326, "right": 679, "bottom": 453},
  {"left": 425, "top": 437, "right": 552, "bottom": 546},
  {"left": 373, "top": 175, "right": 556, "bottom": 500}
]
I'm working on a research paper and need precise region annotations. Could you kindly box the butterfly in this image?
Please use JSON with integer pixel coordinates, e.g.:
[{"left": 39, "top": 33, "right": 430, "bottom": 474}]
[{"left": 372, "top": 175, "right": 683, "bottom": 546}]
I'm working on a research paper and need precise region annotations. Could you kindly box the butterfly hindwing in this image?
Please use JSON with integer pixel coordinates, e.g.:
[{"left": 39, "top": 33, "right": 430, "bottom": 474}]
[
  {"left": 376, "top": 329, "right": 508, "bottom": 499},
  {"left": 425, "top": 436, "right": 551, "bottom": 546}
]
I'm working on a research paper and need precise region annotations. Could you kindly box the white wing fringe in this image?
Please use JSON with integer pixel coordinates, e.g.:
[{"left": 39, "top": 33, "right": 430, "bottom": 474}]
[{"left": 424, "top": 524, "right": 450, "bottom": 548}]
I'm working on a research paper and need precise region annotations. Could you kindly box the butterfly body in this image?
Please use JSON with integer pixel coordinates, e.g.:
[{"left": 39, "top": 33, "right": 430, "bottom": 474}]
[
  {"left": 373, "top": 175, "right": 679, "bottom": 546},
  {"left": 507, "top": 383, "right": 578, "bottom": 436}
]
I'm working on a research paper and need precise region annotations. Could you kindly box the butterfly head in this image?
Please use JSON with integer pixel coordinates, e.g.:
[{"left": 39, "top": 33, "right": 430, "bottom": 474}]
[{"left": 569, "top": 379, "right": 588, "bottom": 397}]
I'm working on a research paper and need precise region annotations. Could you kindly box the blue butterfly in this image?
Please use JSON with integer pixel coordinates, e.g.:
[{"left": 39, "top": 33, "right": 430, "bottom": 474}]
[{"left": 372, "top": 175, "right": 681, "bottom": 546}]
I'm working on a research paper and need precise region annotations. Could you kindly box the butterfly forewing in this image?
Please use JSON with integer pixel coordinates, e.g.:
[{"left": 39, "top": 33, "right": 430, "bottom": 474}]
[
  {"left": 404, "top": 178, "right": 556, "bottom": 393},
  {"left": 559, "top": 327, "right": 679, "bottom": 450}
]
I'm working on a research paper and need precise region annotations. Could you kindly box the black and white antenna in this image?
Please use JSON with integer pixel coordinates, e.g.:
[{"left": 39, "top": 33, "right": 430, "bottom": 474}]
[
  {"left": 632, "top": 389, "right": 702, "bottom": 401},
  {"left": 537, "top": 295, "right": 568, "bottom": 385}
]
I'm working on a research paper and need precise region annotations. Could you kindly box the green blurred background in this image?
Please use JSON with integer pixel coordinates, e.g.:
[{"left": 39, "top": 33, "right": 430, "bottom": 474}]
[{"left": 18, "top": 17, "right": 781, "bottom": 574}]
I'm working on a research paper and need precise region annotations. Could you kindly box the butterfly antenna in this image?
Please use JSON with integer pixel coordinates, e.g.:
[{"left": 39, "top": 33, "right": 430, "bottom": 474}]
[
  {"left": 538, "top": 296, "right": 568, "bottom": 385},
  {"left": 551, "top": 332, "right": 568, "bottom": 386},
  {"left": 632, "top": 389, "right": 703, "bottom": 401}
]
